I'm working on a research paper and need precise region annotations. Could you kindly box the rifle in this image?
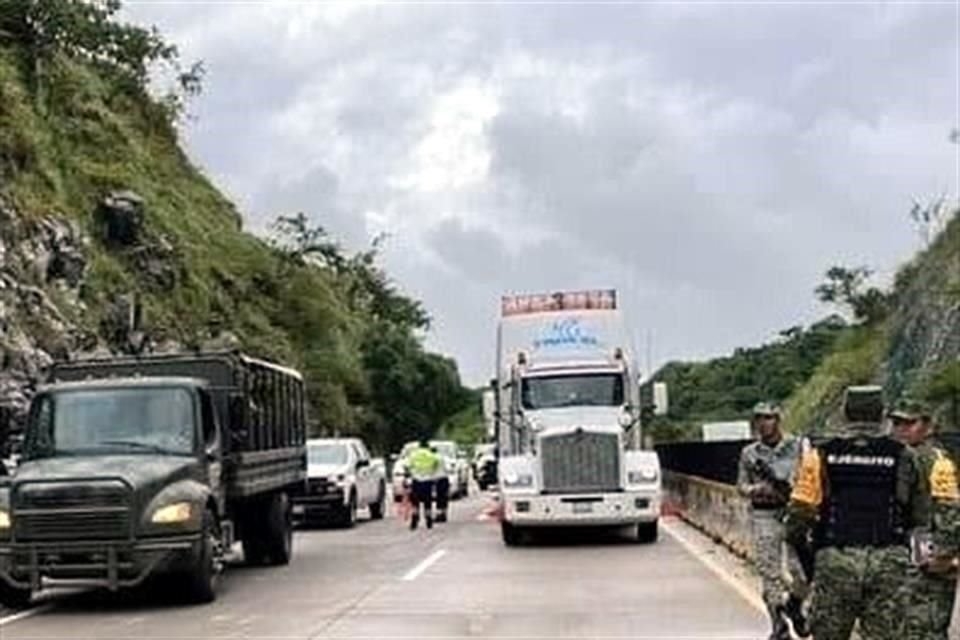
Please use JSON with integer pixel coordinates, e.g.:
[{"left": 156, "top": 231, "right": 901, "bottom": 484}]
[
  {"left": 749, "top": 458, "right": 792, "bottom": 503},
  {"left": 751, "top": 458, "right": 816, "bottom": 581}
]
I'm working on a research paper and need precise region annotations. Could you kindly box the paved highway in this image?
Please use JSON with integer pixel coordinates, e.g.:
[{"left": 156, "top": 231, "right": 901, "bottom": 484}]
[{"left": 2, "top": 491, "right": 767, "bottom": 639}]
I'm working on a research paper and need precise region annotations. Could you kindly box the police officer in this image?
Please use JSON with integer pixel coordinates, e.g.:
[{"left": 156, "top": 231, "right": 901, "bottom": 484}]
[
  {"left": 737, "top": 401, "right": 810, "bottom": 640},
  {"left": 785, "top": 386, "right": 956, "bottom": 640},
  {"left": 890, "top": 397, "right": 960, "bottom": 640},
  {"left": 406, "top": 439, "right": 442, "bottom": 530}
]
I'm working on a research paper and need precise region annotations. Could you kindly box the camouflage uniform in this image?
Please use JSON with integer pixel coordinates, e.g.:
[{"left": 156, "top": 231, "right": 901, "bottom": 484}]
[
  {"left": 784, "top": 386, "right": 957, "bottom": 640},
  {"left": 893, "top": 398, "right": 960, "bottom": 640},
  {"left": 738, "top": 404, "right": 809, "bottom": 639}
]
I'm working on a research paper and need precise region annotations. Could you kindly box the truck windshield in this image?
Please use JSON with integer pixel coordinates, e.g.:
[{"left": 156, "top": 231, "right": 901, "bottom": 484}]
[
  {"left": 308, "top": 443, "right": 348, "bottom": 465},
  {"left": 24, "top": 387, "right": 196, "bottom": 459},
  {"left": 521, "top": 374, "right": 624, "bottom": 409}
]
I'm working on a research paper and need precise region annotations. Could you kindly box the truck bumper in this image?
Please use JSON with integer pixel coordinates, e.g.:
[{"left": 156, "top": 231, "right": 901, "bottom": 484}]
[
  {"left": 0, "top": 534, "right": 203, "bottom": 592},
  {"left": 292, "top": 489, "right": 347, "bottom": 518},
  {"left": 501, "top": 490, "right": 660, "bottom": 526}
]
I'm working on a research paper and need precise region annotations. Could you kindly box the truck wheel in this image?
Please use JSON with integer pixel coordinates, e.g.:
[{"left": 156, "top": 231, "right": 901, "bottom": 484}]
[
  {"left": 184, "top": 509, "right": 220, "bottom": 604},
  {"left": 340, "top": 492, "right": 357, "bottom": 528},
  {"left": 501, "top": 521, "right": 522, "bottom": 546},
  {"left": 636, "top": 521, "right": 659, "bottom": 544},
  {"left": 0, "top": 581, "right": 32, "bottom": 609},
  {"left": 369, "top": 483, "right": 386, "bottom": 520},
  {"left": 263, "top": 492, "right": 293, "bottom": 566}
]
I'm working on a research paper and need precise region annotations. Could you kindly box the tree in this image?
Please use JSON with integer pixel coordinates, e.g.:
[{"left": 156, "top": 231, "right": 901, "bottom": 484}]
[
  {"left": 815, "top": 265, "right": 890, "bottom": 325},
  {"left": 0, "top": 0, "right": 198, "bottom": 120}
]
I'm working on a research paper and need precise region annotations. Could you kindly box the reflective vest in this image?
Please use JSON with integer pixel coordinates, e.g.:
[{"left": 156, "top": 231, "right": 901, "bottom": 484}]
[{"left": 408, "top": 447, "right": 441, "bottom": 480}]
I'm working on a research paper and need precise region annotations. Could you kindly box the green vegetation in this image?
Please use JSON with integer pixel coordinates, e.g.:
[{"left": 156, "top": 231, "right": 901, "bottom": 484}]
[
  {"left": 647, "top": 317, "right": 847, "bottom": 441},
  {"left": 437, "top": 400, "right": 485, "bottom": 449},
  {"left": 0, "top": 1, "right": 473, "bottom": 454},
  {"left": 652, "top": 208, "right": 959, "bottom": 441}
]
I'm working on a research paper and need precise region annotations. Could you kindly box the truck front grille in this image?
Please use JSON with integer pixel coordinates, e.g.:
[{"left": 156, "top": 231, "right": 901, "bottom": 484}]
[
  {"left": 13, "top": 481, "right": 132, "bottom": 541},
  {"left": 540, "top": 431, "right": 620, "bottom": 494}
]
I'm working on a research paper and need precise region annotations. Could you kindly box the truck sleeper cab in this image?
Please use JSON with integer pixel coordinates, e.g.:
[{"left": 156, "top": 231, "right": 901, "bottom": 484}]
[{"left": 491, "top": 290, "right": 665, "bottom": 546}]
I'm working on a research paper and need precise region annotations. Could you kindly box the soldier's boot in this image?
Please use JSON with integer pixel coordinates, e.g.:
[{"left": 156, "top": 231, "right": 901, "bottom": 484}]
[
  {"left": 436, "top": 510, "right": 447, "bottom": 523},
  {"left": 767, "top": 610, "right": 791, "bottom": 640},
  {"left": 782, "top": 596, "right": 810, "bottom": 638},
  {"left": 410, "top": 512, "right": 419, "bottom": 530},
  {"left": 426, "top": 512, "right": 434, "bottom": 529}
]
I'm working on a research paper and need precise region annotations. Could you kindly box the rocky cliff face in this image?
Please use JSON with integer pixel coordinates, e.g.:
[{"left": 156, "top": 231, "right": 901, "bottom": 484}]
[
  {"left": 883, "top": 212, "right": 960, "bottom": 411},
  {"left": 0, "top": 188, "right": 196, "bottom": 432},
  {"left": 0, "top": 193, "right": 86, "bottom": 427}
]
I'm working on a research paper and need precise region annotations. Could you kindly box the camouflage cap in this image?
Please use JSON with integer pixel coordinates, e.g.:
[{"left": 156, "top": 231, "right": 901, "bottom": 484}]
[
  {"left": 887, "top": 397, "right": 932, "bottom": 421},
  {"left": 751, "top": 401, "right": 782, "bottom": 418}
]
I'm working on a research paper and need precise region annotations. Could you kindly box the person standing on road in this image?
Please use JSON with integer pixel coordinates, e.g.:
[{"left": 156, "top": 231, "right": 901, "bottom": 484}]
[
  {"left": 890, "top": 397, "right": 960, "bottom": 640},
  {"left": 737, "top": 401, "right": 810, "bottom": 640},
  {"left": 407, "top": 439, "right": 442, "bottom": 530},
  {"left": 784, "top": 386, "right": 956, "bottom": 640}
]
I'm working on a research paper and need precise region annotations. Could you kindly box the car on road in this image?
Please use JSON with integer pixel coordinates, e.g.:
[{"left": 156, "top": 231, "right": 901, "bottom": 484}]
[
  {"left": 472, "top": 443, "right": 497, "bottom": 491},
  {"left": 293, "top": 438, "right": 387, "bottom": 527},
  {"left": 431, "top": 440, "right": 469, "bottom": 498}
]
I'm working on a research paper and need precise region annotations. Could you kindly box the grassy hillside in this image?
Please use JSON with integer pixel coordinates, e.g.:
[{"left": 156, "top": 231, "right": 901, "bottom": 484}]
[
  {"left": 0, "top": 3, "right": 471, "bottom": 454},
  {"left": 786, "top": 210, "right": 960, "bottom": 435},
  {"left": 648, "top": 317, "right": 847, "bottom": 441},
  {"left": 651, "top": 209, "right": 959, "bottom": 441}
]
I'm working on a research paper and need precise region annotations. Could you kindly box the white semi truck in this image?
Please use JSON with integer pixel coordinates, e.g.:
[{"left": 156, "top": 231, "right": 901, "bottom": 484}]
[{"left": 486, "top": 289, "right": 665, "bottom": 545}]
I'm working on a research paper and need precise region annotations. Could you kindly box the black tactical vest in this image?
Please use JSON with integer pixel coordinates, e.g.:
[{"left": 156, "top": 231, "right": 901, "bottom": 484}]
[{"left": 815, "top": 436, "right": 907, "bottom": 548}]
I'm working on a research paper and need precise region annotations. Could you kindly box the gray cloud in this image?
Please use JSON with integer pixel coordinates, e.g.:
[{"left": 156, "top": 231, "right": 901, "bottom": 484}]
[{"left": 125, "top": 3, "right": 958, "bottom": 385}]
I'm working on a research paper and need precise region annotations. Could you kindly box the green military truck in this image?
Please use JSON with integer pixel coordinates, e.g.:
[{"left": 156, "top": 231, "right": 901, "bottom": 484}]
[{"left": 0, "top": 351, "right": 307, "bottom": 607}]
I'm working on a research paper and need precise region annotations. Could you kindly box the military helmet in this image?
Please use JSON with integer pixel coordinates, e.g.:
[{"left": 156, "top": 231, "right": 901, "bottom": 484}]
[
  {"left": 751, "top": 401, "right": 782, "bottom": 418},
  {"left": 887, "top": 396, "right": 932, "bottom": 422},
  {"left": 843, "top": 385, "right": 884, "bottom": 424}
]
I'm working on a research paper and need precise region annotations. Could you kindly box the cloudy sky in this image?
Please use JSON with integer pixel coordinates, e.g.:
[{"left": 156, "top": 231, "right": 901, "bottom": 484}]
[{"left": 126, "top": 1, "right": 957, "bottom": 386}]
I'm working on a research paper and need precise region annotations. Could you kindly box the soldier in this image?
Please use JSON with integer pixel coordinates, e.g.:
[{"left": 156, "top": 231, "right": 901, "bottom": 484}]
[
  {"left": 737, "top": 401, "right": 810, "bottom": 640},
  {"left": 785, "top": 386, "right": 957, "bottom": 640},
  {"left": 890, "top": 397, "right": 960, "bottom": 640}
]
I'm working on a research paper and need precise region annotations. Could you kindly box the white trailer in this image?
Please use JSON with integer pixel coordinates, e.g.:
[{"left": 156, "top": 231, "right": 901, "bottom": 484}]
[{"left": 486, "top": 289, "right": 665, "bottom": 545}]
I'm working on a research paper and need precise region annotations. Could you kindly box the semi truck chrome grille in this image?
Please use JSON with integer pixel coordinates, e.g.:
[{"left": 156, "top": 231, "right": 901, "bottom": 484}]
[{"left": 540, "top": 431, "right": 620, "bottom": 494}]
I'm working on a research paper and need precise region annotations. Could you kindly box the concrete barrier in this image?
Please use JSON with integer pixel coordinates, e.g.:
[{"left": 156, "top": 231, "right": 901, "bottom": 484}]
[{"left": 663, "top": 470, "right": 754, "bottom": 560}]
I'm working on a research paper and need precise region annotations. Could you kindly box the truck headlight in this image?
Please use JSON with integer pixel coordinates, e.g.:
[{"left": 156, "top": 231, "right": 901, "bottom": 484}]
[
  {"left": 150, "top": 502, "right": 193, "bottom": 524},
  {"left": 0, "top": 509, "right": 9, "bottom": 530},
  {"left": 628, "top": 469, "right": 659, "bottom": 484},
  {"left": 503, "top": 472, "right": 534, "bottom": 488}
]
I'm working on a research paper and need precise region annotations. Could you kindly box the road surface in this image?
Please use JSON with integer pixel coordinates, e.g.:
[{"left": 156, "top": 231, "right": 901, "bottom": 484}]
[{"left": 2, "top": 491, "right": 767, "bottom": 639}]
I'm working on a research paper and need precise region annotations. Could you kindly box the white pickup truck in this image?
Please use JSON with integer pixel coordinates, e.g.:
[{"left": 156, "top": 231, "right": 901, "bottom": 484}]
[{"left": 293, "top": 437, "right": 387, "bottom": 527}]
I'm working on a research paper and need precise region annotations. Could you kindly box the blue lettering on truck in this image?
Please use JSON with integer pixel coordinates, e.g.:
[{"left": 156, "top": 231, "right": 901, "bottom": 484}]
[{"left": 533, "top": 318, "right": 599, "bottom": 349}]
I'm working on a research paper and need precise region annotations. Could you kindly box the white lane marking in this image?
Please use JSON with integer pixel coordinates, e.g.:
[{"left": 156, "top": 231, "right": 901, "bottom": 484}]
[
  {"left": 662, "top": 519, "right": 766, "bottom": 615},
  {"left": 401, "top": 548, "right": 447, "bottom": 582},
  {"left": 0, "top": 603, "right": 55, "bottom": 627}
]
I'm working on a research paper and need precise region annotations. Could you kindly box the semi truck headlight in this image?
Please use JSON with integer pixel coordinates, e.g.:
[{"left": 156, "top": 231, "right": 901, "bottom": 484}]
[
  {"left": 503, "top": 472, "right": 534, "bottom": 488},
  {"left": 0, "top": 509, "right": 9, "bottom": 529},
  {"left": 151, "top": 502, "right": 193, "bottom": 524},
  {"left": 628, "top": 469, "right": 659, "bottom": 484}
]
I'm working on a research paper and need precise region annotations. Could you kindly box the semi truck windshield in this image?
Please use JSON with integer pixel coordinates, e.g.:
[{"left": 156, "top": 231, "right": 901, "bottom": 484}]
[{"left": 521, "top": 374, "right": 624, "bottom": 410}]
